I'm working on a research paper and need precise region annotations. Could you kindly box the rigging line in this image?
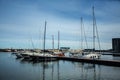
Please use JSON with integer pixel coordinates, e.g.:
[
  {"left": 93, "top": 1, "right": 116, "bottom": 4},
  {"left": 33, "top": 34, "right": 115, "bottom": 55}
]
[
  {"left": 93, "top": 7, "right": 101, "bottom": 51},
  {"left": 41, "top": 26, "right": 44, "bottom": 51},
  {"left": 39, "top": 26, "right": 40, "bottom": 48},
  {"left": 39, "top": 25, "right": 42, "bottom": 49},
  {"left": 95, "top": 24, "right": 101, "bottom": 51},
  {"left": 82, "top": 18, "right": 88, "bottom": 49},
  {"left": 81, "top": 17, "right": 83, "bottom": 50},
  {"left": 30, "top": 37, "right": 35, "bottom": 49},
  {"left": 29, "top": 33, "right": 35, "bottom": 49},
  {"left": 52, "top": 35, "right": 54, "bottom": 52}
]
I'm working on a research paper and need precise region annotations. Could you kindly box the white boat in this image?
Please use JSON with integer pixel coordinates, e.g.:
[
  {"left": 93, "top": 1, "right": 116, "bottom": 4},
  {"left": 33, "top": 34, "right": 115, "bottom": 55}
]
[
  {"left": 83, "top": 52, "right": 101, "bottom": 59},
  {"left": 69, "top": 49, "right": 83, "bottom": 57},
  {"left": 29, "top": 52, "right": 57, "bottom": 61},
  {"left": 53, "top": 51, "right": 65, "bottom": 57}
]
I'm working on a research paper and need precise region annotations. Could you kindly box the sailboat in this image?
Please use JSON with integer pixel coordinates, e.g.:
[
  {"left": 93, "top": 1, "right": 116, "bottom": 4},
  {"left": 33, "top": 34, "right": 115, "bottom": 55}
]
[
  {"left": 83, "top": 6, "right": 101, "bottom": 59},
  {"left": 53, "top": 31, "right": 65, "bottom": 56},
  {"left": 29, "top": 21, "right": 57, "bottom": 61},
  {"left": 15, "top": 37, "right": 40, "bottom": 60}
]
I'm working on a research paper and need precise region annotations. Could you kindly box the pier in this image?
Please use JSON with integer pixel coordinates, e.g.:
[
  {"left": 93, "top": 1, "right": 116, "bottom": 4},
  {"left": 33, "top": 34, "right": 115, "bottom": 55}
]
[{"left": 57, "top": 56, "right": 120, "bottom": 67}]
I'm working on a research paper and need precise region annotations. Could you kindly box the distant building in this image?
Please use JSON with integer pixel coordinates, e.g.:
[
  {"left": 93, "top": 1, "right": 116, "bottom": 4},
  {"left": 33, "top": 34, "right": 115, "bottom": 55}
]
[
  {"left": 112, "top": 38, "right": 120, "bottom": 53},
  {"left": 60, "top": 47, "right": 70, "bottom": 50},
  {"left": 60, "top": 47, "right": 70, "bottom": 52}
]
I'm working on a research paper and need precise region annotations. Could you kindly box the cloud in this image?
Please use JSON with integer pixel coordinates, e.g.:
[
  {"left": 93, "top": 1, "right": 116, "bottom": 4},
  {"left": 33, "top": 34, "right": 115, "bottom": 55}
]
[{"left": 0, "top": 0, "right": 120, "bottom": 49}]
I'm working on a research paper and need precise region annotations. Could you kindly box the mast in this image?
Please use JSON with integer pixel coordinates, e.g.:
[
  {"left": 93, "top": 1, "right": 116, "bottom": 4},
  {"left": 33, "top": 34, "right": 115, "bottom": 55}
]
[
  {"left": 43, "top": 21, "right": 47, "bottom": 52},
  {"left": 58, "top": 31, "right": 60, "bottom": 50},
  {"left": 81, "top": 17, "right": 83, "bottom": 50},
  {"left": 52, "top": 35, "right": 54, "bottom": 52},
  {"left": 93, "top": 6, "right": 95, "bottom": 52}
]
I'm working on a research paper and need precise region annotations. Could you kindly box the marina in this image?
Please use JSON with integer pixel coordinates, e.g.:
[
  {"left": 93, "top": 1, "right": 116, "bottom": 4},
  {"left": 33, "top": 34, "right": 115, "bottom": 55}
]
[
  {"left": 0, "top": 0, "right": 120, "bottom": 80},
  {"left": 9, "top": 49, "right": 120, "bottom": 67}
]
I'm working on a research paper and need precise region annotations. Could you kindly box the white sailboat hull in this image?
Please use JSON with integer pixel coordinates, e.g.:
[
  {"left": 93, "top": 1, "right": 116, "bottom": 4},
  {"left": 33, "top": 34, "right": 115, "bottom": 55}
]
[{"left": 82, "top": 52, "right": 101, "bottom": 59}]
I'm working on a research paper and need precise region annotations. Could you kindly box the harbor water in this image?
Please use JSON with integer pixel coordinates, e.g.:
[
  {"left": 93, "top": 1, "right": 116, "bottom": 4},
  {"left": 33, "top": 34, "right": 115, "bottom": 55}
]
[{"left": 0, "top": 52, "right": 120, "bottom": 80}]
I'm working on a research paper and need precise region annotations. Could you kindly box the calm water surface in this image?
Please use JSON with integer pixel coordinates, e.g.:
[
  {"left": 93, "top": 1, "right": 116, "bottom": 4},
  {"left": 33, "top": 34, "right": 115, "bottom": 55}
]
[{"left": 0, "top": 52, "right": 120, "bottom": 80}]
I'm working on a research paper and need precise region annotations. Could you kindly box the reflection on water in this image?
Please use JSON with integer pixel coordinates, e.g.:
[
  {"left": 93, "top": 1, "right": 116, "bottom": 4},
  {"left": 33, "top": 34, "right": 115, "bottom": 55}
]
[
  {"left": 113, "top": 56, "right": 120, "bottom": 61},
  {"left": 0, "top": 52, "right": 120, "bottom": 80}
]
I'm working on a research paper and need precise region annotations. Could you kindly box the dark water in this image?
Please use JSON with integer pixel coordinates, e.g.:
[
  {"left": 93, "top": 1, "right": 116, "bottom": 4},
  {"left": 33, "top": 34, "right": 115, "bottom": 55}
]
[{"left": 0, "top": 52, "right": 120, "bottom": 80}]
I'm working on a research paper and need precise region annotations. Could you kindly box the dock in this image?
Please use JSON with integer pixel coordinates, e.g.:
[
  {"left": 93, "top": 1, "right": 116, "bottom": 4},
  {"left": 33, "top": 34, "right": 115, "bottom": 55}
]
[
  {"left": 13, "top": 51, "right": 120, "bottom": 67},
  {"left": 57, "top": 56, "right": 120, "bottom": 67}
]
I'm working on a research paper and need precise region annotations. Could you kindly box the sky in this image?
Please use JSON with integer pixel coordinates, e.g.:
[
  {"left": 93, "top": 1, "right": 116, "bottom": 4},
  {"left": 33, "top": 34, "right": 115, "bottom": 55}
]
[{"left": 0, "top": 0, "right": 120, "bottom": 49}]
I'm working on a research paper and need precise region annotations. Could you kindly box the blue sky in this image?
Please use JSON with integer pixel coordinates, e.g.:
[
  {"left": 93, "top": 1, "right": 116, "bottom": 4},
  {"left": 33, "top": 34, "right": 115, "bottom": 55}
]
[{"left": 0, "top": 0, "right": 120, "bottom": 49}]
